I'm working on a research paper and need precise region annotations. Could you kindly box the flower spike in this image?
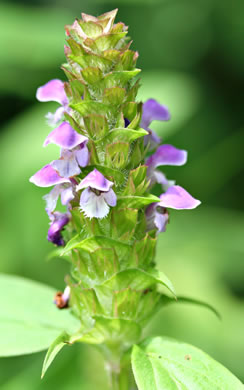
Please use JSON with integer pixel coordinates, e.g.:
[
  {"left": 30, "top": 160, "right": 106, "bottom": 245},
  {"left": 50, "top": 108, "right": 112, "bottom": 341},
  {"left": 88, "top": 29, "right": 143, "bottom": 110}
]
[{"left": 30, "top": 10, "right": 202, "bottom": 382}]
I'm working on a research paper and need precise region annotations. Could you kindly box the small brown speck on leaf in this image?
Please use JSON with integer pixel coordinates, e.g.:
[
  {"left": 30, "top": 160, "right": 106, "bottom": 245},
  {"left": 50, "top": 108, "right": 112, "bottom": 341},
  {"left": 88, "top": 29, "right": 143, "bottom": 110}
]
[{"left": 185, "top": 354, "right": 192, "bottom": 361}]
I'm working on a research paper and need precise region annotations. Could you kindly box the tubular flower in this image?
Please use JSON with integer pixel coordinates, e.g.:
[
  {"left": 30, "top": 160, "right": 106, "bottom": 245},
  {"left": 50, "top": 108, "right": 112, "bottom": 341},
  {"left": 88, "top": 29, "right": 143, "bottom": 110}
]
[
  {"left": 43, "top": 183, "right": 75, "bottom": 215},
  {"left": 141, "top": 98, "right": 170, "bottom": 149},
  {"left": 76, "top": 169, "right": 117, "bottom": 219},
  {"left": 29, "top": 164, "right": 70, "bottom": 187},
  {"left": 146, "top": 185, "right": 201, "bottom": 233},
  {"left": 146, "top": 144, "right": 187, "bottom": 189},
  {"left": 44, "top": 122, "right": 89, "bottom": 178},
  {"left": 47, "top": 211, "right": 70, "bottom": 246},
  {"left": 36, "top": 79, "right": 70, "bottom": 126}
]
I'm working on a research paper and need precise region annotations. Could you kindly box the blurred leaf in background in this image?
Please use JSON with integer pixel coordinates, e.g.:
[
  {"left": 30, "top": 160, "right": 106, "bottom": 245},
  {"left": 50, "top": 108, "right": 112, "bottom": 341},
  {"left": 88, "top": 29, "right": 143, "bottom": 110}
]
[{"left": 0, "top": 0, "right": 243, "bottom": 388}]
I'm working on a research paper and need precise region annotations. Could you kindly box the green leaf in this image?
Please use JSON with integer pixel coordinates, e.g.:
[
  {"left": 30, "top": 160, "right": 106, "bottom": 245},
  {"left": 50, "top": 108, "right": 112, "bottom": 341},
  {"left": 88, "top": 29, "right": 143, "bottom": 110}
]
[
  {"left": 101, "top": 268, "right": 176, "bottom": 296},
  {"left": 41, "top": 331, "right": 70, "bottom": 378},
  {"left": 114, "top": 50, "right": 138, "bottom": 71},
  {"left": 169, "top": 296, "right": 221, "bottom": 320},
  {"left": 79, "top": 21, "right": 103, "bottom": 39},
  {"left": 62, "top": 235, "right": 131, "bottom": 261},
  {"left": 110, "top": 288, "right": 162, "bottom": 324},
  {"left": 93, "top": 33, "right": 127, "bottom": 52},
  {"left": 83, "top": 114, "right": 109, "bottom": 139},
  {"left": 123, "top": 165, "right": 149, "bottom": 196},
  {"left": 71, "top": 101, "right": 114, "bottom": 117},
  {"left": 71, "top": 247, "right": 119, "bottom": 287},
  {"left": 103, "top": 49, "right": 120, "bottom": 62},
  {"left": 70, "top": 53, "right": 112, "bottom": 73},
  {"left": 102, "top": 87, "right": 126, "bottom": 106},
  {"left": 105, "top": 141, "right": 129, "bottom": 169},
  {"left": 0, "top": 274, "right": 80, "bottom": 356},
  {"left": 123, "top": 101, "right": 138, "bottom": 121},
  {"left": 132, "top": 337, "right": 244, "bottom": 390},
  {"left": 117, "top": 194, "right": 160, "bottom": 208},
  {"left": 126, "top": 80, "right": 141, "bottom": 103},
  {"left": 127, "top": 102, "right": 142, "bottom": 129},
  {"left": 99, "top": 69, "right": 141, "bottom": 89},
  {"left": 111, "top": 208, "right": 138, "bottom": 240},
  {"left": 100, "top": 128, "right": 148, "bottom": 145},
  {"left": 81, "top": 67, "right": 103, "bottom": 84},
  {"left": 131, "top": 234, "right": 156, "bottom": 268}
]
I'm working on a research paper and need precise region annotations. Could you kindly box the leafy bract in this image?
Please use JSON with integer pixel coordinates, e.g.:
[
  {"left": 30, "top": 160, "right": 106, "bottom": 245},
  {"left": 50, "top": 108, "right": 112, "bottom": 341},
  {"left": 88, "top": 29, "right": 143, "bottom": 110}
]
[
  {"left": 0, "top": 274, "right": 80, "bottom": 356},
  {"left": 101, "top": 268, "right": 176, "bottom": 296},
  {"left": 117, "top": 194, "right": 160, "bottom": 208},
  {"left": 132, "top": 337, "right": 244, "bottom": 390},
  {"left": 41, "top": 331, "right": 70, "bottom": 378}
]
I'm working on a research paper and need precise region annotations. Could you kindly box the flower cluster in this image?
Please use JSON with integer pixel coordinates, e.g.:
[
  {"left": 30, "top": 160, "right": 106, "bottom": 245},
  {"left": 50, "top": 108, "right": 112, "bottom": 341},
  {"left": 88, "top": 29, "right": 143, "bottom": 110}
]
[
  {"left": 30, "top": 81, "right": 200, "bottom": 244},
  {"left": 30, "top": 80, "right": 118, "bottom": 243}
]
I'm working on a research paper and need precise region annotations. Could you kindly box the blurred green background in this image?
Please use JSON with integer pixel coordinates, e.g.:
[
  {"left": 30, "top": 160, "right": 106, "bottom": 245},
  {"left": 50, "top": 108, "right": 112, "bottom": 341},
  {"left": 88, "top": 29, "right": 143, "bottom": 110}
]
[{"left": 0, "top": 0, "right": 244, "bottom": 388}]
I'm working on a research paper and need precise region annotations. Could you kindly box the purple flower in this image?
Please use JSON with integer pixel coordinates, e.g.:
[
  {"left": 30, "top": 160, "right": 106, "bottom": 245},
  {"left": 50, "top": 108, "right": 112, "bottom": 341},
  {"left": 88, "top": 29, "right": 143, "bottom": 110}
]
[
  {"left": 146, "top": 203, "right": 169, "bottom": 233},
  {"left": 146, "top": 144, "right": 187, "bottom": 168},
  {"left": 29, "top": 164, "right": 70, "bottom": 187},
  {"left": 76, "top": 169, "right": 117, "bottom": 219},
  {"left": 43, "top": 183, "right": 75, "bottom": 215},
  {"left": 44, "top": 122, "right": 89, "bottom": 178},
  {"left": 140, "top": 99, "right": 170, "bottom": 149},
  {"left": 146, "top": 144, "right": 187, "bottom": 189},
  {"left": 36, "top": 79, "right": 70, "bottom": 126},
  {"left": 29, "top": 164, "right": 75, "bottom": 215},
  {"left": 47, "top": 211, "right": 70, "bottom": 246},
  {"left": 146, "top": 185, "right": 201, "bottom": 233},
  {"left": 159, "top": 185, "right": 201, "bottom": 210}
]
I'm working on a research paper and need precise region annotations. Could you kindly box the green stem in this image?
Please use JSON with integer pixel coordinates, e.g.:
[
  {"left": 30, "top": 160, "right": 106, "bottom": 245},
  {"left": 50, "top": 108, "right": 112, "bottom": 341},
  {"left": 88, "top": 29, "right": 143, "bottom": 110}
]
[
  {"left": 107, "top": 367, "right": 129, "bottom": 390},
  {"left": 106, "top": 360, "right": 130, "bottom": 390}
]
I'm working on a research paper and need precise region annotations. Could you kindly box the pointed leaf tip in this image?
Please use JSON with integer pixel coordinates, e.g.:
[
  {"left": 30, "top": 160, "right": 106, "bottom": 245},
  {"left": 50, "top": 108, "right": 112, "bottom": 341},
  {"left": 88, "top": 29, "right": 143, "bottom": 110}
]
[{"left": 41, "top": 331, "right": 70, "bottom": 378}]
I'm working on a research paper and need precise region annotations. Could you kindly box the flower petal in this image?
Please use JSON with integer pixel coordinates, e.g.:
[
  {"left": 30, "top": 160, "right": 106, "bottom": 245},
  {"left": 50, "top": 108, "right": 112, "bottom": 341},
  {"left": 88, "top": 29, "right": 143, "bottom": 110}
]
[
  {"left": 146, "top": 203, "right": 169, "bottom": 233},
  {"left": 46, "top": 107, "right": 67, "bottom": 126},
  {"left": 36, "top": 79, "right": 68, "bottom": 106},
  {"left": 76, "top": 169, "right": 114, "bottom": 192},
  {"left": 79, "top": 188, "right": 110, "bottom": 219},
  {"left": 144, "top": 129, "right": 161, "bottom": 147},
  {"left": 159, "top": 186, "right": 201, "bottom": 210},
  {"left": 51, "top": 151, "right": 81, "bottom": 178},
  {"left": 62, "top": 286, "right": 71, "bottom": 303},
  {"left": 153, "top": 171, "right": 175, "bottom": 191},
  {"left": 103, "top": 188, "right": 117, "bottom": 207},
  {"left": 43, "top": 185, "right": 62, "bottom": 214},
  {"left": 44, "top": 122, "right": 88, "bottom": 149},
  {"left": 154, "top": 208, "right": 169, "bottom": 232},
  {"left": 146, "top": 144, "right": 187, "bottom": 168},
  {"left": 141, "top": 98, "right": 170, "bottom": 128},
  {"left": 60, "top": 186, "right": 74, "bottom": 206},
  {"left": 29, "top": 164, "right": 70, "bottom": 187},
  {"left": 75, "top": 143, "right": 89, "bottom": 168},
  {"left": 47, "top": 212, "right": 69, "bottom": 246}
]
